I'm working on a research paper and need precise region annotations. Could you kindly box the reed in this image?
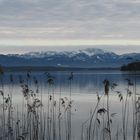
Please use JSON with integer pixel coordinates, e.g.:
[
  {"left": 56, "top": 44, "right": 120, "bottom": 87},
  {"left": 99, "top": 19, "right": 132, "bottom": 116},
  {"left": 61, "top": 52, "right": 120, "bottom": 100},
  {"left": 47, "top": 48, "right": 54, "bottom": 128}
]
[{"left": 0, "top": 69, "right": 139, "bottom": 140}]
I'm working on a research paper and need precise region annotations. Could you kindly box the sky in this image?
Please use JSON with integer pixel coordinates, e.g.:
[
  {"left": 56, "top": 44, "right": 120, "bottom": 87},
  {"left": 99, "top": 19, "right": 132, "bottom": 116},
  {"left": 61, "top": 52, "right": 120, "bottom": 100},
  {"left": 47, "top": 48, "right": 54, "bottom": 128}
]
[{"left": 0, "top": 0, "right": 140, "bottom": 54}]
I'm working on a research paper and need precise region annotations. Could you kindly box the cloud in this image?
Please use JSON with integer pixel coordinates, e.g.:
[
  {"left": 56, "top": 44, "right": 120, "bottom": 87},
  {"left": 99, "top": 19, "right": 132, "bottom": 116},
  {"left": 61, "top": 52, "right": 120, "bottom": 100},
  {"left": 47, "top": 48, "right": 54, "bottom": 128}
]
[{"left": 0, "top": 0, "right": 140, "bottom": 40}]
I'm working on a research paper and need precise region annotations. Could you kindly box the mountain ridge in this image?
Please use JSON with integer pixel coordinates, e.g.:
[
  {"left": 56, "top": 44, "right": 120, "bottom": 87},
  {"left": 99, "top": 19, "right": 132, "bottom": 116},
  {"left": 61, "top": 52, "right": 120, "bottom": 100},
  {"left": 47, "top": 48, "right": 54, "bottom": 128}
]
[{"left": 0, "top": 48, "right": 140, "bottom": 68}]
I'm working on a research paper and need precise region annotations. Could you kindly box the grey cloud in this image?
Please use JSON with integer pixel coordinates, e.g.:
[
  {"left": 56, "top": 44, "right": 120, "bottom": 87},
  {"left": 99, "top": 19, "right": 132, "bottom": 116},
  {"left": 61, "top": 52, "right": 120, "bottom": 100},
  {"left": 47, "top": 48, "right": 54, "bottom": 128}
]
[{"left": 0, "top": 0, "right": 140, "bottom": 39}]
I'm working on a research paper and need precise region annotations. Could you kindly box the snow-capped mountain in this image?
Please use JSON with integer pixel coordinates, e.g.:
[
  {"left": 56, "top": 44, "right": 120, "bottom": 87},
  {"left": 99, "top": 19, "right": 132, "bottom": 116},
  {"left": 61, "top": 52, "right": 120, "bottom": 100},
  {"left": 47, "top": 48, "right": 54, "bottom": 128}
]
[{"left": 1, "top": 48, "right": 140, "bottom": 68}]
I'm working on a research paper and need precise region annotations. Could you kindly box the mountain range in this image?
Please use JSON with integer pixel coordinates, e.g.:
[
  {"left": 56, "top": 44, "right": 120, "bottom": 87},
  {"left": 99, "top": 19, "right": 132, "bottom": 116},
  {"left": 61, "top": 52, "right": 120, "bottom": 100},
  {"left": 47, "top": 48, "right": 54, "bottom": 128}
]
[{"left": 0, "top": 48, "right": 140, "bottom": 68}]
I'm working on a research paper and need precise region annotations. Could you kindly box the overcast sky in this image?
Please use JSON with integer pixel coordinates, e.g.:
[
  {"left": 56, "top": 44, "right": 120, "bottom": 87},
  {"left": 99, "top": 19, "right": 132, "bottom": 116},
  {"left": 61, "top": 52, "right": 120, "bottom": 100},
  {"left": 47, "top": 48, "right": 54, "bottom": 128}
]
[{"left": 0, "top": 0, "right": 140, "bottom": 54}]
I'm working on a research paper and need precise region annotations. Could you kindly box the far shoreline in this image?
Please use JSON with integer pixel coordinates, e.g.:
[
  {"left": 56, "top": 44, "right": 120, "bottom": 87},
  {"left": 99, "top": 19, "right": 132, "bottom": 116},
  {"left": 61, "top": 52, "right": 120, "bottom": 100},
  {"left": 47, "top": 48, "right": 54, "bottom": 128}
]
[{"left": 1, "top": 66, "right": 120, "bottom": 72}]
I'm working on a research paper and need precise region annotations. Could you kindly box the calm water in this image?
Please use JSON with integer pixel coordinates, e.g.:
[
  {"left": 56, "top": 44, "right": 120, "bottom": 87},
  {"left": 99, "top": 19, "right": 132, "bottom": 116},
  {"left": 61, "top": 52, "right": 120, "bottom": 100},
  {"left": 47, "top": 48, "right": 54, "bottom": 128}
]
[
  {"left": 1, "top": 70, "right": 140, "bottom": 140},
  {"left": 3, "top": 70, "right": 140, "bottom": 94}
]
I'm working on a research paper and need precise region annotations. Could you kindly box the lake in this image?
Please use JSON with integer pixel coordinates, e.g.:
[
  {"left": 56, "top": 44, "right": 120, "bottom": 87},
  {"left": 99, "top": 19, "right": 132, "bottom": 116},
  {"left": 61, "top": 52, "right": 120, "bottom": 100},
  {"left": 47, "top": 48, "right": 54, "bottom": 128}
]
[{"left": 0, "top": 70, "right": 139, "bottom": 140}]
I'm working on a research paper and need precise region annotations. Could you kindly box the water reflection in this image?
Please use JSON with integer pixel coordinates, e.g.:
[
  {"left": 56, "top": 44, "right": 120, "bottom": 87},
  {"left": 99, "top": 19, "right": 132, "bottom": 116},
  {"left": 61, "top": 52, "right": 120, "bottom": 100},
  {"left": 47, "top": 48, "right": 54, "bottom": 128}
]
[
  {"left": 0, "top": 70, "right": 140, "bottom": 140},
  {"left": 2, "top": 70, "right": 140, "bottom": 95}
]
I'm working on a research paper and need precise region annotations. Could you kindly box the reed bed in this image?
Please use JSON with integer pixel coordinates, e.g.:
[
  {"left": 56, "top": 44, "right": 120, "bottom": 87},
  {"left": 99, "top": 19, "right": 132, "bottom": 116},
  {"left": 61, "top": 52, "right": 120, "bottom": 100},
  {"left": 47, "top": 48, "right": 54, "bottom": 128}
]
[{"left": 0, "top": 69, "right": 139, "bottom": 140}]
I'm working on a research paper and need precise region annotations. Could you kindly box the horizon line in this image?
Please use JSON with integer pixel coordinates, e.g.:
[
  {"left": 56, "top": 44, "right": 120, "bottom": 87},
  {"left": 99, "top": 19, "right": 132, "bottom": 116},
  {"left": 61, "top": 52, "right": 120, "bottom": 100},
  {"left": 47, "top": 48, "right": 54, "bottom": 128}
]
[{"left": 0, "top": 39, "right": 140, "bottom": 46}]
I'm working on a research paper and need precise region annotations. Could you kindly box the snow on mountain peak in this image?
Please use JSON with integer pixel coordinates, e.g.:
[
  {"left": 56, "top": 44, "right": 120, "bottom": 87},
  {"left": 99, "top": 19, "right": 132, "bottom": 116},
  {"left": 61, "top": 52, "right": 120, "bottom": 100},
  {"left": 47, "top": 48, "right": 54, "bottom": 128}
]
[
  {"left": 79, "top": 48, "right": 107, "bottom": 56},
  {"left": 17, "top": 48, "right": 113, "bottom": 59}
]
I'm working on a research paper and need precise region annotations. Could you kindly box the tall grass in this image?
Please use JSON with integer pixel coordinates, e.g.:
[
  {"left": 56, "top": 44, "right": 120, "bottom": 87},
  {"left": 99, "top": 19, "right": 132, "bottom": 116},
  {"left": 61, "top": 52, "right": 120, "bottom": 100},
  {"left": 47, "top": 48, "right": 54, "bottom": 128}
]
[{"left": 0, "top": 69, "right": 139, "bottom": 140}]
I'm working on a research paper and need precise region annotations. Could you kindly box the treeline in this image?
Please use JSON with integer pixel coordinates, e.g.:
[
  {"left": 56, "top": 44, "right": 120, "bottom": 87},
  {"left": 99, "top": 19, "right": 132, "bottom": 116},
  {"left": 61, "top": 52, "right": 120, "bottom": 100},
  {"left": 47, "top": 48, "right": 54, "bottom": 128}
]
[{"left": 121, "top": 61, "right": 140, "bottom": 71}]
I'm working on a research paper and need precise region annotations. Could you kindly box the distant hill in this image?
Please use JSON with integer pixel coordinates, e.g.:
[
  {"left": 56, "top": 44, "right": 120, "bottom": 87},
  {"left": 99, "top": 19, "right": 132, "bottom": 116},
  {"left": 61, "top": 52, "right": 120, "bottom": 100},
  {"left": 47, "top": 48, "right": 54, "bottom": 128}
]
[
  {"left": 0, "top": 48, "right": 140, "bottom": 68},
  {"left": 121, "top": 61, "right": 140, "bottom": 71}
]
